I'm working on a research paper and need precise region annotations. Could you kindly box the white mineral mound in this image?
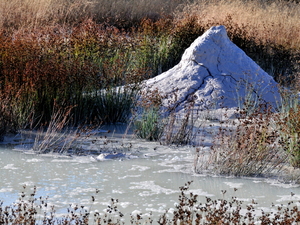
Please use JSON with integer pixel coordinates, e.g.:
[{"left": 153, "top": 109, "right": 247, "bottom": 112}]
[{"left": 145, "top": 25, "right": 281, "bottom": 111}]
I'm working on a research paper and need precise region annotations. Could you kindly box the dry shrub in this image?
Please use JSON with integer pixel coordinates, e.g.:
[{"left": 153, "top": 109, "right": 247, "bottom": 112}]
[
  {"left": 32, "top": 102, "right": 76, "bottom": 154},
  {"left": 162, "top": 95, "right": 198, "bottom": 146},
  {"left": 278, "top": 105, "right": 300, "bottom": 168},
  {"left": 2, "top": 182, "right": 300, "bottom": 224},
  {"left": 196, "top": 106, "right": 289, "bottom": 177}
]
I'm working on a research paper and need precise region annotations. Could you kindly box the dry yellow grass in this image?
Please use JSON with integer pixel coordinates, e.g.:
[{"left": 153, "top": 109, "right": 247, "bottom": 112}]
[
  {"left": 1, "top": 0, "right": 299, "bottom": 51},
  {"left": 0, "top": 0, "right": 185, "bottom": 29},
  {"left": 177, "top": 0, "right": 300, "bottom": 49},
  {"left": 0, "top": 0, "right": 92, "bottom": 28}
]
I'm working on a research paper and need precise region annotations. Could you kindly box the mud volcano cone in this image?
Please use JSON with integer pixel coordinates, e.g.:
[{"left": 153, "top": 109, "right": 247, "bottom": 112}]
[{"left": 145, "top": 25, "right": 280, "bottom": 111}]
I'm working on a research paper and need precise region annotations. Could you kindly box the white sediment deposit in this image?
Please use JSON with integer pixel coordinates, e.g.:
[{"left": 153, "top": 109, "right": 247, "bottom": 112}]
[{"left": 145, "top": 25, "right": 281, "bottom": 111}]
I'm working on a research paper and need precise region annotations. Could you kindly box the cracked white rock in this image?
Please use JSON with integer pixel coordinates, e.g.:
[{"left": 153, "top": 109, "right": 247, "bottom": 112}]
[{"left": 144, "top": 25, "right": 281, "bottom": 111}]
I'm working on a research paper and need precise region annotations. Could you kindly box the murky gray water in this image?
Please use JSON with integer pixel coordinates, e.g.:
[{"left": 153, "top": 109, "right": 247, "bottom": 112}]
[{"left": 1, "top": 130, "right": 300, "bottom": 222}]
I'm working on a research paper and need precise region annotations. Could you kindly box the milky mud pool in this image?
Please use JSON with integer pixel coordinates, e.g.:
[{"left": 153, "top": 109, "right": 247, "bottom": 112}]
[{"left": 1, "top": 127, "right": 300, "bottom": 222}]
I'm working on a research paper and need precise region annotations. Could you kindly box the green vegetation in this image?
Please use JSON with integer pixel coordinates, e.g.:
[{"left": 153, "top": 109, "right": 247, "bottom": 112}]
[{"left": 134, "top": 107, "right": 164, "bottom": 141}]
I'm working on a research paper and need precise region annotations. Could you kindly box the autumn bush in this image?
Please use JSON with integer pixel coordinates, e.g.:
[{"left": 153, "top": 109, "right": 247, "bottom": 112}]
[{"left": 0, "top": 21, "right": 153, "bottom": 130}]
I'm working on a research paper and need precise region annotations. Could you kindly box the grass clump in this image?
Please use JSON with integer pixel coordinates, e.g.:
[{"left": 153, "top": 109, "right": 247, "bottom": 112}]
[
  {"left": 133, "top": 89, "right": 197, "bottom": 144},
  {"left": 134, "top": 107, "right": 164, "bottom": 141},
  {"left": 95, "top": 86, "right": 139, "bottom": 124},
  {"left": 134, "top": 89, "right": 165, "bottom": 141}
]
